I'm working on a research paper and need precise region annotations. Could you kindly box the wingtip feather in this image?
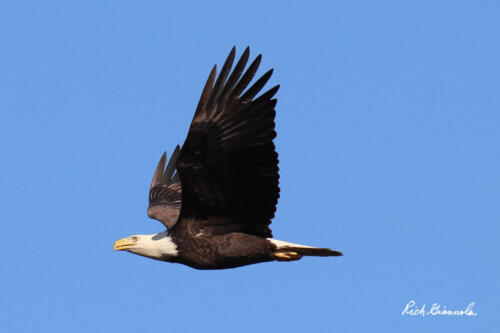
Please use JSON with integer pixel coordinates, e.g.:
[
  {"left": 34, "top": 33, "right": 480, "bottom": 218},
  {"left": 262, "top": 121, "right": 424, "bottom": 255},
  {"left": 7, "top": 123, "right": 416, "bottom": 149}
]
[{"left": 150, "top": 151, "right": 167, "bottom": 189}]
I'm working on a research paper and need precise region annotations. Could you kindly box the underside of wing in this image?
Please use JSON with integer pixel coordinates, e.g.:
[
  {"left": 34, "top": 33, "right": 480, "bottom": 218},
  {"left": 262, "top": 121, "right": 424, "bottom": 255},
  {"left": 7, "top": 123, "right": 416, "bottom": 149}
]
[
  {"left": 176, "top": 47, "right": 280, "bottom": 238},
  {"left": 148, "top": 146, "right": 182, "bottom": 229}
]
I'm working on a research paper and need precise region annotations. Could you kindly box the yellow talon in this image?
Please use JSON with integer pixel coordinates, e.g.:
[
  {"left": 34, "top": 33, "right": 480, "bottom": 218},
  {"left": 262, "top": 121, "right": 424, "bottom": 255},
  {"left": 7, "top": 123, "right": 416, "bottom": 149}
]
[{"left": 274, "top": 251, "right": 302, "bottom": 261}]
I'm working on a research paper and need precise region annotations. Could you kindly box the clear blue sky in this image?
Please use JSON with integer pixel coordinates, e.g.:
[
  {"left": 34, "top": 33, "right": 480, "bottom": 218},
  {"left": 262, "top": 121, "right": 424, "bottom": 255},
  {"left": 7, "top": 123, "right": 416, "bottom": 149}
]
[{"left": 1, "top": 1, "right": 498, "bottom": 332}]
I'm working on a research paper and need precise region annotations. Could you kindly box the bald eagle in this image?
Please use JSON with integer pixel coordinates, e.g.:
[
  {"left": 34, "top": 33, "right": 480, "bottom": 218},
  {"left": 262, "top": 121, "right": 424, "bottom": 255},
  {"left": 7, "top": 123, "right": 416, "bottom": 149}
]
[{"left": 114, "top": 47, "right": 342, "bottom": 269}]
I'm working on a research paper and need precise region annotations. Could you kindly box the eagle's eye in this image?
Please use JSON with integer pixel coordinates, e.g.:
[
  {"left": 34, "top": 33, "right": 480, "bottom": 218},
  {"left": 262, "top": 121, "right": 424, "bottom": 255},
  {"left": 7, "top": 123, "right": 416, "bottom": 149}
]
[{"left": 132, "top": 236, "right": 138, "bottom": 242}]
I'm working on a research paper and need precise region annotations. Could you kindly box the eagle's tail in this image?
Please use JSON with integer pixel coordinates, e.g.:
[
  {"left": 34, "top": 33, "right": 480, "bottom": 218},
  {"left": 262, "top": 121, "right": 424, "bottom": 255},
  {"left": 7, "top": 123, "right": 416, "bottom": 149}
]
[{"left": 268, "top": 239, "right": 342, "bottom": 261}]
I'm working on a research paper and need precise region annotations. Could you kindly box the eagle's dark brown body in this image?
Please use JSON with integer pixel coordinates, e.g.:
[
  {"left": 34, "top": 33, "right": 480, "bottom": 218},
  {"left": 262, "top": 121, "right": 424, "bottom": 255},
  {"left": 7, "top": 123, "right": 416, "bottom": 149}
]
[{"left": 169, "top": 219, "right": 275, "bottom": 269}]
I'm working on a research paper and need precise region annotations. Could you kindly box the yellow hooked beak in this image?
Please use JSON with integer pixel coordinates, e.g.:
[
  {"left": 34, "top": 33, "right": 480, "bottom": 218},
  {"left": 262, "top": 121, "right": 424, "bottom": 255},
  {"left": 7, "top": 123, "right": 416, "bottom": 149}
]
[{"left": 114, "top": 237, "right": 136, "bottom": 251}]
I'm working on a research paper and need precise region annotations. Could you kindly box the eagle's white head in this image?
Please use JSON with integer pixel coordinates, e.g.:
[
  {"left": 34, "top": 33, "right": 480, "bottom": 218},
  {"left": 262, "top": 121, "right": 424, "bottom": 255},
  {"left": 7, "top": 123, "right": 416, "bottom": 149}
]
[{"left": 113, "top": 231, "right": 178, "bottom": 260}]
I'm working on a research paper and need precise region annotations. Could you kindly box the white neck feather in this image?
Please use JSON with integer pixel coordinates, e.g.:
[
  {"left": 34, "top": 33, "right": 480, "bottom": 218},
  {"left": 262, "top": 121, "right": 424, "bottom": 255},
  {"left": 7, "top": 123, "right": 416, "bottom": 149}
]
[{"left": 129, "top": 231, "right": 178, "bottom": 260}]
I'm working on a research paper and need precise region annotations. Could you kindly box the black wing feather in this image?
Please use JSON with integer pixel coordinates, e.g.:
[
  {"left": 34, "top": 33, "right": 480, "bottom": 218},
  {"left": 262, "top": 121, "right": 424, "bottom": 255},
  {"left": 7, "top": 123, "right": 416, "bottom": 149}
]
[
  {"left": 206, "top": 46, "right": 235, "bottom": 111},
  {"left": 232, "top": 54, "right": 261, "bottom": 98},
  {"left": 220, "top": 47, "right": 250, "bottom": 99}
]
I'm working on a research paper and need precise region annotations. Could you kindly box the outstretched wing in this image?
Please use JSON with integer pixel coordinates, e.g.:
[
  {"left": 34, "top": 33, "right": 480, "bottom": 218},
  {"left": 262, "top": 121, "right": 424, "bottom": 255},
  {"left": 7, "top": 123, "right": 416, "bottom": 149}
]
[
  {"left": 147, "top": 145, "right": 182, "bottom": 229},
  {"left": 176, "top": 47, "right": 280, "bottom": 238}
]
